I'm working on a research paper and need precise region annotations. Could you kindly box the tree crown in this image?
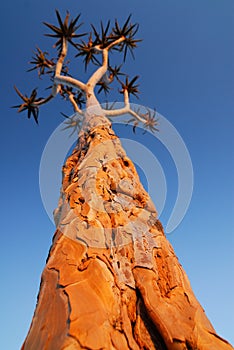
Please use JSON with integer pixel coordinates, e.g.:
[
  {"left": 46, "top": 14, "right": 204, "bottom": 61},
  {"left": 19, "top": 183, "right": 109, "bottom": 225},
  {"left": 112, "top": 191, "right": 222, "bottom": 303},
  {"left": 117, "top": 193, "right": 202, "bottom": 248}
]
[{"left": 13, "top": 10, "right": 158, "bottom": 133}]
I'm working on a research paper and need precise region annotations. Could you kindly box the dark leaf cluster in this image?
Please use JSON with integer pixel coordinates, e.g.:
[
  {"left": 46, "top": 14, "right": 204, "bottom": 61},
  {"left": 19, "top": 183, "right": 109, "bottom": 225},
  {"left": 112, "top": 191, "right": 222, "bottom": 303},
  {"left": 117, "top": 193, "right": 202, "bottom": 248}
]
[
  {"left": 143, "top": 108, "right": 159, "bottom": 133},
  {"left": 120, "top": 75, "right": 140, "bottom": 98},
  {"left": 61, "top": 113, "right": 83, "bottom": 136},
  {"left": 27, "top": 47, "right": 55, "bottom": 77},
  {"left": 97, "top": 80, "right": 112, "bottom": 95},
  {"left": 28, "top": 47, "right": 70, "bottom": 80},
  {"left": 112, "top": 15, "right": 142, "bottom": 60},
  {"left": 44, "top": 10, "right": 86, "bottom": 52},
  {"left": 108, "top": 64, "right": 125, "bottom": 82},
  {"left": 96, "top": 65, "right": 126, "bottom": 96},
  {"left": 127, "top": 108, "right": 159, "bottom": 134},
  {"left": 76, "top": 34, "right": 101, "bottom": 70},
  {"left": 12, "top": 86, "right": 43, "bottom": 124},
  {"left": 91, "top": 20, "right": 112, "bottom": 48},
  {"left": 76, "top": 14, "right": 141, "bottom": 70}
]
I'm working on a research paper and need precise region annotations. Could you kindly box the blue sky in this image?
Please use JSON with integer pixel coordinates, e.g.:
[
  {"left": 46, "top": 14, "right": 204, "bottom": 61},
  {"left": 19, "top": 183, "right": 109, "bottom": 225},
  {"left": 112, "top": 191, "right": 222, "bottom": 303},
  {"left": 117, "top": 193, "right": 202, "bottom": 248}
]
[{"left": 1, "top": 0, "right": 233, "bottom": 348}]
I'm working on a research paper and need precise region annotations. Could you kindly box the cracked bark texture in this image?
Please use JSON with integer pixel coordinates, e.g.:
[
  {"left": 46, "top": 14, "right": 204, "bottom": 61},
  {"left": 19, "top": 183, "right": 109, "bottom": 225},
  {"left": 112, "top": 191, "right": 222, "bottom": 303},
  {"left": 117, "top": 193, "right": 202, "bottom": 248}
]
[{"left": 21, "top": 113, "right": 233, "bottom": 350}]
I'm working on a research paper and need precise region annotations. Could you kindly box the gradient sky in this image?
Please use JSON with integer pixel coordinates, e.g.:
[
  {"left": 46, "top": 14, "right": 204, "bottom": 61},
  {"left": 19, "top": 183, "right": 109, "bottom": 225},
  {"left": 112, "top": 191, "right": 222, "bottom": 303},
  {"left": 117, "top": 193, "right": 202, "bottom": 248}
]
[{"left": 1, "top": 0, "right": 233, "bottom": 348}]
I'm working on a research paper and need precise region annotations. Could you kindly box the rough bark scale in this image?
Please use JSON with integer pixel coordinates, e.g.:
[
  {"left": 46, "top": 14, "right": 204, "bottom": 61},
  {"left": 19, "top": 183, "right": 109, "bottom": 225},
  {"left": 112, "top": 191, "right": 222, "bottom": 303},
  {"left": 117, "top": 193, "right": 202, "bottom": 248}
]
[{"left": 22, "top": 113, "right": 233, "bottom": 350}]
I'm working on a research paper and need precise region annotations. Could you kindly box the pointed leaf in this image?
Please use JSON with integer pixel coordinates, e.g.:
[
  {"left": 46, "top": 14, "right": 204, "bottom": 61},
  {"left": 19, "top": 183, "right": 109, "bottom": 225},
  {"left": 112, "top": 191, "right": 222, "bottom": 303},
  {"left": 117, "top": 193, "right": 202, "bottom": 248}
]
[
  {"left": 14, "top": 86, "right": 27, "bottom": 102},
  {"left": 55, "top": 9, "right": 64, "bottom": 29}
]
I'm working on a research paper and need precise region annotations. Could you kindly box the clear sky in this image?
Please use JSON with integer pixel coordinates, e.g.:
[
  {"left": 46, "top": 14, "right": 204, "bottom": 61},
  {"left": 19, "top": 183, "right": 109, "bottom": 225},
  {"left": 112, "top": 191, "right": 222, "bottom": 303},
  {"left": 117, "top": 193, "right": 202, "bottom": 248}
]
[{"left": 1, "top": 0, "right": 233, "bottom": 348}]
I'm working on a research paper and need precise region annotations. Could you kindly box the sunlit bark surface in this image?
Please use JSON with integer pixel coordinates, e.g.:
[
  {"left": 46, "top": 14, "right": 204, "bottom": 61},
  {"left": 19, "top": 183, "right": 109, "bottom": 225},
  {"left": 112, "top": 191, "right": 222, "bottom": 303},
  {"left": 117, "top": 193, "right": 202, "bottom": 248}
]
[{"left": 22, "top": 113, "right": 233, "bottom": 350}]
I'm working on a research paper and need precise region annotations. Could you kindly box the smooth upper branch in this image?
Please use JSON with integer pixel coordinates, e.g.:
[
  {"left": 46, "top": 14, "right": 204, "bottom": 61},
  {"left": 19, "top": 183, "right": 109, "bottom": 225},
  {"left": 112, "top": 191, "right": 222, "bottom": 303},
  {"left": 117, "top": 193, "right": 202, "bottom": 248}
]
[{"left": 13, "top": 10, "right": 159, "bottom": 133}]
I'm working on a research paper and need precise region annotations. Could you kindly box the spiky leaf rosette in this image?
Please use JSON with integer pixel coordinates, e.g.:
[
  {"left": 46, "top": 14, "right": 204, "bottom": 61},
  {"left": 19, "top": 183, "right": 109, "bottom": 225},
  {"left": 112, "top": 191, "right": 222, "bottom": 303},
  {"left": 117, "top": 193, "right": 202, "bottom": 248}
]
[
  {"left": 12, "top": 86, "right": 43, "bottom": 124},
  {"left": 61, "top": 113, "right": 82, "bottom": 136},
  {"left": 142, "top": 108, "right": 159, "bottom": 133},
  {"left": 27, "top": 47, "right": 55, "bottom": 77},
  {"left": 76, "top": 20, "right": 119, "bottom": 70},
  {"left": 108, "top": 64, "right": 125, "bottom": 82},
  {"left": 76, "top": 34, "right": 101, "bottom": 71},
  {"left": 44, "top": 10, "right": 86, "bottom": 52},
  {"left": 76, "top": 16, "right": 141, "bottom": 70},
  {"left": 97, "top": 66, "right": 126, "bottom": 96},
  {"left": 127, "top": 108, "right": 159, "bottom": 134},
  {"left": 113, "top": 15, "right": 142, "bottom": 60},
  {"left": 120, "top": 75, "right": 140, "bottom": 98},
  {"left": 90, "top": 20, "right": 113, "bottom": 48},
  {"left": 97, "top": 80, "right": 112, "bottom": 95}
]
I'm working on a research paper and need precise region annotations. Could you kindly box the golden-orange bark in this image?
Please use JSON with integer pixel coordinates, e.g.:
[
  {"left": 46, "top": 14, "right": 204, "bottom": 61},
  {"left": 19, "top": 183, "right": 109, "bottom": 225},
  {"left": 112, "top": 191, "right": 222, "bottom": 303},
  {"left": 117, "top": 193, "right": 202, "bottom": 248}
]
[{"left": 22, "top": 115, "right": 233, "bottom": 350}]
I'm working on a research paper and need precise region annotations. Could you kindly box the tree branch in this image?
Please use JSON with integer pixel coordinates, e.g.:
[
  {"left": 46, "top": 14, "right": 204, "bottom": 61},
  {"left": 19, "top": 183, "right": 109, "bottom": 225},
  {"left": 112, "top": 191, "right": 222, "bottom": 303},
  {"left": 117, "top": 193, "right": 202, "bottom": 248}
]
[
  {"left": 128, "top": 109, "right": 147, "bottom": 123},
  {"left": 54, "top": 75, "right": 87, "bottom": 92},
  {"left": 103, "top": 89, "right": 146, "bottom": 124},
  {"left": 33, "top": 94, "right": 54, "bottom": 106},
  {"left": 52, "top": 38, "right": 68, "bottom": 96},
  {"left": 56, "top": 39, "right": 68, "bottom": 76},
  {"left": 87, "top": 48, "right": 108, "bottom": 90},
  {"left": 68, "top": 93, "right": 84, "bottom": 115},
  {"left": 87, "top": 37, "right": 125, "bottom": 91},
  {"left": 106, "top": 36, "right": 125, "bottom": 50},
  {"left": 53, "top": 38, "right": 87, "bottom": 95}
]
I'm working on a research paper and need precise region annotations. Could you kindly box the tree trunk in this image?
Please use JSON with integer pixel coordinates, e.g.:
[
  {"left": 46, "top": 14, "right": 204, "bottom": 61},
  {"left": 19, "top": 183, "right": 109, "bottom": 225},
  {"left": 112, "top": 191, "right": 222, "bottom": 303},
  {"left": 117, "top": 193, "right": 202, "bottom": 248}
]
[{"left": 21, "top": 112, "right": 233, "bottom": 350}]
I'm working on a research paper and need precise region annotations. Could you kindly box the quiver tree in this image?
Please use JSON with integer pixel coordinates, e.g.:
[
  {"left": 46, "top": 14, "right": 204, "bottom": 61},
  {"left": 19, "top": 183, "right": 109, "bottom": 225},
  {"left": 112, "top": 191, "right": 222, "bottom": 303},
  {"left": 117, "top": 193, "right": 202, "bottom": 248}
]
[{"left": 15, "top": 10, "right": 233, "bottom": 350}]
